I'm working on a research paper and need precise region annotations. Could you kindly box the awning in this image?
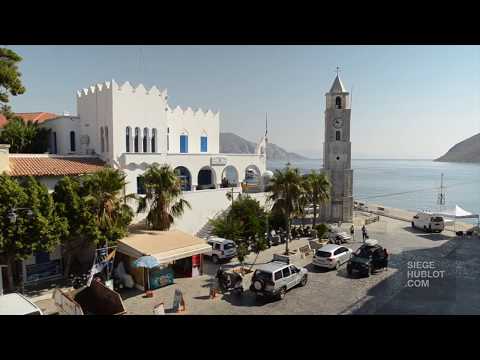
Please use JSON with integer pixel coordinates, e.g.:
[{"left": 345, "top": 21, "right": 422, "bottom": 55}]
[
  {"left": 434, "top": 205, "right": 479, "bottom": 219},
  {"left": 117, "top": 229, "right": 212, "bottom": 264}
]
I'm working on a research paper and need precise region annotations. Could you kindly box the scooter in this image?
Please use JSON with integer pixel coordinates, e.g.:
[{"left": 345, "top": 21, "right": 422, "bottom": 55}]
[{"left": 216, "top": 268, "right": 244, "bottom": 296}]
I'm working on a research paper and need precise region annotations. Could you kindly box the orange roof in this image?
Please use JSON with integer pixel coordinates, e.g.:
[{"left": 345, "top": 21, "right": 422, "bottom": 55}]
[
  {"left": 8, "top": 156, "right": 105, "bottom": 177},
  {"left": 0, "top": 114, "right": 7, "bottom": 128},
  {"left": 0, "top": 112, "right": 60, "bottom": 128}
]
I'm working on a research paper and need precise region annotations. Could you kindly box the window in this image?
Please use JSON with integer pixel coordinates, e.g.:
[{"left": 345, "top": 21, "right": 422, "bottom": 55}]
[
  {"left": 137, "top": 176, "right": 146, "bottom": 194},
  {"left": 335, "top": 130, "right": 341, "bottom": 141},
  {"left": 274, "top": 271, "right": 283, "bottom": 281},
  {"left": 70, "top": 131, "right": 76, "bottom": 152},
  {"left": 180, "top": 134, "right": 188, "bottom": 153},
  {"left": 35, "top": 251, "right": 50, "bottom": 264},
  {"left": 282, "top": 267, "right": 291, "bottom": 278},
  {"left": 214, "top": 244, "right": 221, "bottom": 250},
  {"left": 100, "top": 127, "right": 105, "bottom": 152},
  {"left": 167, "top": 127, "right": 170, "bottom": 151},
  {"left": 52, "top": 132, "right": 57, "bottom": 154},
  {"left": 143, "top": 128, "right": 149, "bottom": 153},
  {"left": 134, "top": 127, "right": 140, "bottom": 152},
  {"left": 105, "top": 126, "right": 109, "bottom": 152},
  {"left": 289, "top": 265, "right": 298, "bottom": 274},
  {"left": 126, "top": 127, "right": 131, "bottom": 153},
  {"left": 200, "top": 136, "right": 208, "bottom": 152},
  {"left": 151, "top": 128, "right": 157, "bottom": 153},
  {"left": 334, "top": 248, "right": 343, "bottom": 256},
  {"left": 335, "top": 96, "right": 342, "bottom": 109}
]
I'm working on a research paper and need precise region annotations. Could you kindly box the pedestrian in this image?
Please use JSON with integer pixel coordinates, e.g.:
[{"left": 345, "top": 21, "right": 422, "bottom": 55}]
[{"left": 362, "top": 224, "right": 367, "bottom": 241}]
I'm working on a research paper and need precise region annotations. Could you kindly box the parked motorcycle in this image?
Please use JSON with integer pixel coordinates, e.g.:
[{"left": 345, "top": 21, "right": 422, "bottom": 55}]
[{"left": 216, "top": 268, "right": 244, "bottom": 296}]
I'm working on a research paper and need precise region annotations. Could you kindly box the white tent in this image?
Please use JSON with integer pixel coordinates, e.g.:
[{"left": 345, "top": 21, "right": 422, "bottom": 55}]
[{"left": 434, "top": 205, "right": 479, "bottom": 232}]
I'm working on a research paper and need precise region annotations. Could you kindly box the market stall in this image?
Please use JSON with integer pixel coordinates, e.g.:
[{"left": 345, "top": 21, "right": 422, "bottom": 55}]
[{"left": 116, "top": 229, "right": 212, "bottom": 291}]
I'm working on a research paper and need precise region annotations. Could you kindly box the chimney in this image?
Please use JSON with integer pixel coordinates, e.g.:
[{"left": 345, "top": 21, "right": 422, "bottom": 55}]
[{"left": 0, "top": 144, "right": 10, "bottom": 174}]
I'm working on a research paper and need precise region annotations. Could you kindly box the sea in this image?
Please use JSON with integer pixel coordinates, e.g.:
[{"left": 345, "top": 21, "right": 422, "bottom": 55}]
[{"left": 267, "top": 159, "right": 480, "bottom": 224}]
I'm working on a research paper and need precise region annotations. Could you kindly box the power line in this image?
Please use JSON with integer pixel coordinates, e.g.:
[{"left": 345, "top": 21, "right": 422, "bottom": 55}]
[{"left": 356, "top": 178, "right": 480, "bottom": 201}]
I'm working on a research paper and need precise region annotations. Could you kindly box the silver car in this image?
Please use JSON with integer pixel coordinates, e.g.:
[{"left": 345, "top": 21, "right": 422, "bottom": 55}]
[
  {"left": 250, "top": 261, "right": 308, "bottom": 300},
  {"left": 312, "top": 244, "right": 352, "bottom": 270}
]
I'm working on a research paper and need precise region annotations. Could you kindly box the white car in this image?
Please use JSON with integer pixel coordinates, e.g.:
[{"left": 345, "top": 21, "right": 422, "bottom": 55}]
[
  {"left": 0, "top": 293, "right": 43, "bottom": 315},
  {"left": 206, "top": 237, "right": 237, "bottom": 264},
  {"left": 412, "top": 212, "right": 445, "bottom": 233},
  {"left": 312, "top": 244, "right": 353, "bottom": 270}
]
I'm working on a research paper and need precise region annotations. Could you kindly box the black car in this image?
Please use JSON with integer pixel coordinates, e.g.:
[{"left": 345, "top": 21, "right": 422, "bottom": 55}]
[{"left": 347, "top": 240, "right": 388, "bottom": 277}]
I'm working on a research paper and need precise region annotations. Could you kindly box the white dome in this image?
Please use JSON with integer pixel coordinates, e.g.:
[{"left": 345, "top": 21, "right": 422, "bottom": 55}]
[{"left": 262, "top": 170, "right": 274, "bottom": 178}]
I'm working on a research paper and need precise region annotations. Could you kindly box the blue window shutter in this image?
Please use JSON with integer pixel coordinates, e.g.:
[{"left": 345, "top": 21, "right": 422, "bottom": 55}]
[
  {"left": 201, "top": 136, "right": 207, "bottom": 152},
  {"left": 180, "top": 135, "right": 188, "bottom": 153}
]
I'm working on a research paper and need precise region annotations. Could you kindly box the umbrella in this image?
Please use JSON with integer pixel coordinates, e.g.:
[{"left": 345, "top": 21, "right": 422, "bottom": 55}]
[{"left": 132, "top": 255, "right": 160, "bottom": 269}]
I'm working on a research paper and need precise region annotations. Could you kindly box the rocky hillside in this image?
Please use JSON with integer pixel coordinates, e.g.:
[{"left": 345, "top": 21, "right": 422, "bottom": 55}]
[
  {"left": 220, "top": 132, "right": 308, "bottom": 161},
  {"left": 435, "top": 133, "right": 480, "bottom": 163}
]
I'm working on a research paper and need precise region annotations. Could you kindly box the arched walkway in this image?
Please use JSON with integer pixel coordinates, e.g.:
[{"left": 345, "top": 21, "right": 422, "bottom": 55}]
[
  {"left": 174, "top": 166, "right": 192, "bottom": 191},
  {"left": 220, "top": 165, "right": 239, "bottom": 188},
  {"left": 243, "top": 164, "right": 262, "bottom": 192},
  {"left": 197, "top": 166, "right": 217, "bottom": 190}
]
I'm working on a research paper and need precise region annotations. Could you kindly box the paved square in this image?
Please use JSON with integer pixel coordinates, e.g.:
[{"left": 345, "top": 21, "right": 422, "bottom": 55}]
[{"left": 121, "top": 214, "right": 480, "bottom": 315}]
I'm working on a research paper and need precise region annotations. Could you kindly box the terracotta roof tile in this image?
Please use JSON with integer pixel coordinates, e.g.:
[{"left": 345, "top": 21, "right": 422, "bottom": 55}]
[
  {"left": 0, "top": 112, "right": 60, "bottom": 128},
  {"left": 0, "top": 114, "right": 7, "bottom": 128},
  {"left": 8, "top": 156, "right": 106, "bottom": 177}
]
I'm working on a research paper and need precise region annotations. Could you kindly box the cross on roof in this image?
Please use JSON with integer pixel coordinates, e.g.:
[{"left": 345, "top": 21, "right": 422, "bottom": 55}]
[{"left": 336, "top": 66, "right": 341, "bottom": 76}]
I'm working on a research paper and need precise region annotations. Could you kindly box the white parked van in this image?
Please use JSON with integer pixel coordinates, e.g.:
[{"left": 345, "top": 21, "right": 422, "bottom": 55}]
[
  {"left": 206, "top": 237, "right": 237, "bottom": 264},
  {"left": 412, "top": 212, "right": 445, "bottom": 233}
]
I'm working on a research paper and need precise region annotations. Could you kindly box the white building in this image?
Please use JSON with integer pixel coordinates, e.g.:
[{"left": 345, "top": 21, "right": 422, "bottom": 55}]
[{"left": 42, "top": 80, "right": 267, "bottom": 196}]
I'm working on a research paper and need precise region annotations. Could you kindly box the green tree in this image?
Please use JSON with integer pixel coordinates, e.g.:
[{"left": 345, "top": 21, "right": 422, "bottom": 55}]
[
  {"left": 137, "top": 164, "right": 191, "bottom": 230},
  {"left": 80, "top": 168, "right": 134, "bottom": 247},
  {"left": 53, "top": 168, "right": 134, "bottom": 275},
  {"left": 0, "top": 175, "right": 67, "bottom": 291},
  {"left": 0, "top": 116, "right": 51, "bottom": 153},
  {"left": 210, "top": 195, "right": 268, "bottom": 268},
  {"left": 0, "top": 48, "right": 26, "bottom": 105},
  {"left": 266, "top": 166, "right": 304, "bottom": 254},
  {"left": 53, "top": 176, "right": 101, "bottom": 275},
  {"left": 303, "top": 170, "right": 331, "bottom": 227}
]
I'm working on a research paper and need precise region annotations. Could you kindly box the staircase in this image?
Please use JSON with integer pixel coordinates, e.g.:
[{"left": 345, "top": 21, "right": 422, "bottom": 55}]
[
  {"left": 195, "top": 208, "right": 230, "bottom": 239},
  {"left": 196, "top": 221, "right": 215, "bottom": 239}
]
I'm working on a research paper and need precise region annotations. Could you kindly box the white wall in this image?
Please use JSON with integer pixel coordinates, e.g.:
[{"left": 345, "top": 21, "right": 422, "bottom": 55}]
[
  {"left": 42, "top": 117, "right": 81, "bottom": 155},
  {"left": 131, "top": 187, "right": 268, "bottom": 236},
  {"left": 76, "top": 82, "right": 113, "bottom": 159},
  {"left": 120, "top": 153, "right": 266, "bottom": 195},
  {"left": 167, "top": 106, "right": 219, "bottom": 154},
  {"left": 111, "top": 81, "right": 168, "bottom": 162}
]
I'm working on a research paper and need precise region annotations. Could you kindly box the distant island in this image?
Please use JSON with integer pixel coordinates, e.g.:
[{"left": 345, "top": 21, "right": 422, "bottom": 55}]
[
  {"left": 435, "top": 132, "right": 480, "bottom": 163},
  {"left": 220, "top": 132, "right": 309, "bottom": 161}
]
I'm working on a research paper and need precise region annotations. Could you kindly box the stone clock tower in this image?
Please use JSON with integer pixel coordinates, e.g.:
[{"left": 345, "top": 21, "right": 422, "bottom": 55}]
[{"left": 319, "top": 72, "right": 353, "bottom": 222}]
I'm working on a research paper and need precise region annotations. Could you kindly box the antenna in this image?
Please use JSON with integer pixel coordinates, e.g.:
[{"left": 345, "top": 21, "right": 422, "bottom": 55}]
[{"left": 265, "top": 112, "right": 268, "bottom": 140}]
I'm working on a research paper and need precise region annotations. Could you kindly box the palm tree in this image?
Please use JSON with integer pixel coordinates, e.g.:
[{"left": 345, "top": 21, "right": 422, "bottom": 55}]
[
  {"left": 82, "top": 168, "right": 135, "bottom": 246},
  {"left": 266, "top": 166, "right": 304, "bottom": 254},
  {"left": 137, "top": 164, "right": 191, "bottom": 230},
  {"left": 304, "top": 171, "right": 331, "bottom": 227}
]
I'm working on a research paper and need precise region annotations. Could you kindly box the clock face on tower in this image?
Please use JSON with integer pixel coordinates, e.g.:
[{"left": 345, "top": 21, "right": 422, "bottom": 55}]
[{"left": 333, "top": 118, "right": 343, "bottom": 129}]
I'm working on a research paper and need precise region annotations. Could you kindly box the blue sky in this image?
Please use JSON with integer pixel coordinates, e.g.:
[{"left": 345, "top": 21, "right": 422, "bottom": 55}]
[{"left": 6, "top": 45, "right": 480, "bottom": 159}]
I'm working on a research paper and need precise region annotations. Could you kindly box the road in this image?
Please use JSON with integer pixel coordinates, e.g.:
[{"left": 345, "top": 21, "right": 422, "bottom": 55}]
[{"left": 122, "top": 213, "right": 480, "bottom": 315}]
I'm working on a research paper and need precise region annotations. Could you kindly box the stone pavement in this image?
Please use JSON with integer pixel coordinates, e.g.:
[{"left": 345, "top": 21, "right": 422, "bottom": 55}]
[
  {"left": 123, "top": 212, "right": 480, "bottom": 315},
  {"left": 32, "top": 206, "right": 480, "bottom": 315}
]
